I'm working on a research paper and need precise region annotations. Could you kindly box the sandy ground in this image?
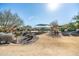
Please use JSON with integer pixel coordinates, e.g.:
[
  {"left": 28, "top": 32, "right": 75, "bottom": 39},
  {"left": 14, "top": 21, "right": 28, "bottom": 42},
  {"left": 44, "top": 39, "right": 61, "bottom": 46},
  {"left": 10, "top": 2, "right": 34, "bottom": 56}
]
[{"left": 0, "top": 33, "right": 79, "bottom": 56}]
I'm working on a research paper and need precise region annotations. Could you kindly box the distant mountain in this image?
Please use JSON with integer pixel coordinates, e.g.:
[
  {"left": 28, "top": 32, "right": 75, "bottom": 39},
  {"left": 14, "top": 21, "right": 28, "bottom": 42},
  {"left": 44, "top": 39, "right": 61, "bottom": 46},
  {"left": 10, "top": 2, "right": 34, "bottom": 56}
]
[{"left": 36, "top": 24, "right": 48, "bottom": 26}]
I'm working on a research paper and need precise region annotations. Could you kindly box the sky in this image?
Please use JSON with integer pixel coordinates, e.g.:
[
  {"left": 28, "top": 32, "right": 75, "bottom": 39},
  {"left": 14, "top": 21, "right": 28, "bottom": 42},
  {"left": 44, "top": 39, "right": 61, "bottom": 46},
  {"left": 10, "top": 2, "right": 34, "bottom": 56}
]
[{"left": 0, "top": 3, "right": 79, "bottom": 27}]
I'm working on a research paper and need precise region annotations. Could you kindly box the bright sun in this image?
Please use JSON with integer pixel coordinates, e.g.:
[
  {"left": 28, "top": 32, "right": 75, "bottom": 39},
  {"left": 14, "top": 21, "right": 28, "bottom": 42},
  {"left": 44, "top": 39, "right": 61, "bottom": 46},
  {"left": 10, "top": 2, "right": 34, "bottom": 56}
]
[{"left": 48, "top": 3, "right": 60, "bottom": 11}]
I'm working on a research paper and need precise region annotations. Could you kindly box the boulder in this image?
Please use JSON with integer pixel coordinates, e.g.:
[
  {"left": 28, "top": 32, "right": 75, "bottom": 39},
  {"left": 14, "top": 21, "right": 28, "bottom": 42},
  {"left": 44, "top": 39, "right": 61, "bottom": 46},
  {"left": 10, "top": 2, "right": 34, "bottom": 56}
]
[
  {"left": 17, "top": 33, "right": 38, "bottom": 44},
  {"left": 0, "top": 32, "right": 16, "bottom": 44}
]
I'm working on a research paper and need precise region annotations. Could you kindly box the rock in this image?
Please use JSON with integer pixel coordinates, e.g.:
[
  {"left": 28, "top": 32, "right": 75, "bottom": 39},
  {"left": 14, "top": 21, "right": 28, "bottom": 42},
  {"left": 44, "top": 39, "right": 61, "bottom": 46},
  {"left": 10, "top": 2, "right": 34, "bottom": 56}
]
[
  {"left": 0, "top": 32, "right": 16, "bottom": 44},
  {"left": 17, "top": 33, "right": 38, "bottom": 44}
]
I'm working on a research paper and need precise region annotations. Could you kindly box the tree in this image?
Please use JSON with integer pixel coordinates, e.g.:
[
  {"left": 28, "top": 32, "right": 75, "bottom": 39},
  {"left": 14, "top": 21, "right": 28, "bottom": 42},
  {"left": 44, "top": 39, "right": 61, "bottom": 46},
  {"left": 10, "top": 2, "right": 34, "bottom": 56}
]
[
  {"left": 50, "top": 20, "right": 59, "bottom": 31},
  {"left": 0, "top": 10, "right": 23, "bottom": 32},
  {"left": 25, "top": 25, "right": 32, "bottom": 31},
  {"left": 73, "top": 13, "right": 79, "bottom": 29},
  {"left": 67, "top": 22, "right": 76, "bottom": 31},
  {"left": 50, "top": 20, "right": 59, "bottom": 36}
]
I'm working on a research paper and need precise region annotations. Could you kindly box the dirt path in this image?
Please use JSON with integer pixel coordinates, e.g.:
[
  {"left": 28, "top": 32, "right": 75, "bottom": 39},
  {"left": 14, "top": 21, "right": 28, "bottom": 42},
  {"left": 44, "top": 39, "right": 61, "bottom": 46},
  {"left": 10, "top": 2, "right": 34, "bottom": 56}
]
[{"left": 0, "top": 33, "right": 79, "bottom": 56}]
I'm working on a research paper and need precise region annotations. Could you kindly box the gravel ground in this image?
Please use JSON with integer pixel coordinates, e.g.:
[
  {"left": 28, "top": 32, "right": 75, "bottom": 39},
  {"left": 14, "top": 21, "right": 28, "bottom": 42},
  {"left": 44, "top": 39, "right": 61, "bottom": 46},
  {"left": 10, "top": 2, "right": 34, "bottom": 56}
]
[{"left": 0, "top": 33, "right": 79, "bottom": 56}]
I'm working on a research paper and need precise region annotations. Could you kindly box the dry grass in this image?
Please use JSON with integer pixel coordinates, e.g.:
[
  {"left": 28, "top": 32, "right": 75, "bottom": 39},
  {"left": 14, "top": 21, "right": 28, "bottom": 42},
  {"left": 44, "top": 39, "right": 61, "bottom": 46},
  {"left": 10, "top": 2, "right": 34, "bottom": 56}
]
[{"left": 0, "top": 33, "right": 79, "bottom": 56}]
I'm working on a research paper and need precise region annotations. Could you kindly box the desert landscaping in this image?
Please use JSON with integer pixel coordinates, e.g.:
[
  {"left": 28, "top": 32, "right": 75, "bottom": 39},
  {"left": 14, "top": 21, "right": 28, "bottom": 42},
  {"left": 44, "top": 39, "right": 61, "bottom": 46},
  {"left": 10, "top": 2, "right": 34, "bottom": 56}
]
[
  {"left": 0, "top": 3, "right": 79, "bottom": 56},
  {"left": 0, "top": 33, "right": 79, "bottom": 56}
]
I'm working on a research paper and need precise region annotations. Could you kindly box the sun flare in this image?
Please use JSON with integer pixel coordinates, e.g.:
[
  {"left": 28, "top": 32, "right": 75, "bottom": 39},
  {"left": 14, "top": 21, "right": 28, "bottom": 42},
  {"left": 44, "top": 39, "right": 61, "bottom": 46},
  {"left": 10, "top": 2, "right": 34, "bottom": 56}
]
[{"left": 48, "top": 3, "right": 60, "bottom": 11}]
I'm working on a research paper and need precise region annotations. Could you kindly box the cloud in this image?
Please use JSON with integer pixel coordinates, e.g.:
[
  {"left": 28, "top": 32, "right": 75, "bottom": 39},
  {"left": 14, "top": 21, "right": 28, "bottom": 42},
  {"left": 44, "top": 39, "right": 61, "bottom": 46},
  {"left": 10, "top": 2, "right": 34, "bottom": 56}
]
[
  {"left": 28, "top": 16, "right": 39, "bottom": 20},
  {"left": 28, "top": 16, "right": 35, "bottom": 20}
]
